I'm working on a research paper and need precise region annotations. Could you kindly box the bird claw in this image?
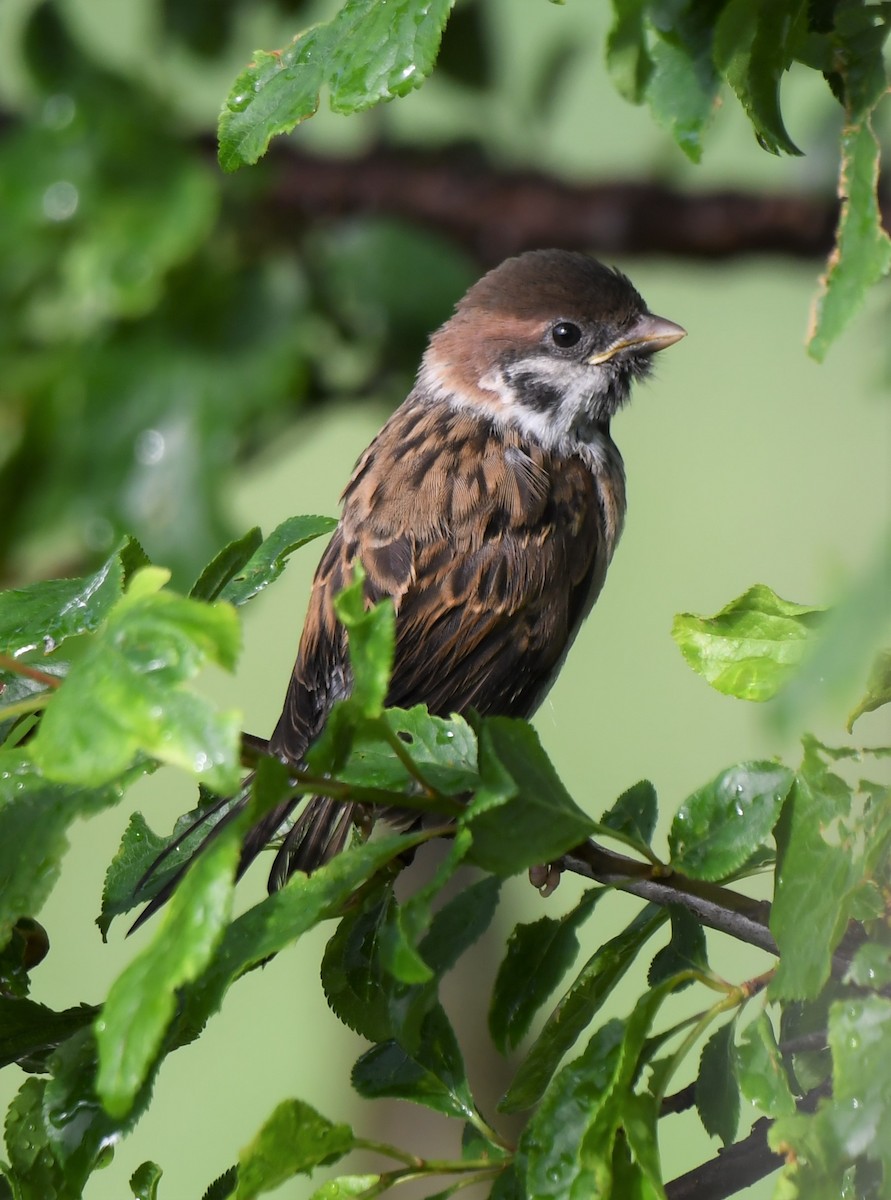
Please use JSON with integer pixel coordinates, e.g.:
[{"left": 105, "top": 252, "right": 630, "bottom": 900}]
[{"left": 529, "top": 861, "right": 563, "bottom": 897}]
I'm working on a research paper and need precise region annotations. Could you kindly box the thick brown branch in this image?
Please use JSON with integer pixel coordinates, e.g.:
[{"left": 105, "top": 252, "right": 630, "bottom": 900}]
[
  {"left": 665, "top": 1117, "right": 781, "bottom": 1200},
  {"left": 664, "top": 1085, "right": 828, "bottom": 1200},
  {"left": 235, "top": 143, "right": 889, "bottom": 265}
]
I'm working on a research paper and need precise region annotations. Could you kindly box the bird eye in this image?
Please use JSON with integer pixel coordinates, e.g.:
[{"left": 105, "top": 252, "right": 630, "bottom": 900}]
[{"left": 550, "top": 321, "right": 582, "bottom": 349}]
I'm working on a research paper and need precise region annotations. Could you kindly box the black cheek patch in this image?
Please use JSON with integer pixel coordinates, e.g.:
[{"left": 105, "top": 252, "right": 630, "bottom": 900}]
[{"left": 508, "top": 369, "right": 563, "bottom": 413}]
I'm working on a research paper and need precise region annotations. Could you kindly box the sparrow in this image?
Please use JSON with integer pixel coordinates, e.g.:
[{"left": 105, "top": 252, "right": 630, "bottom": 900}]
[{"left": 138, "top": 249, "right": 684, "bottom": 916}]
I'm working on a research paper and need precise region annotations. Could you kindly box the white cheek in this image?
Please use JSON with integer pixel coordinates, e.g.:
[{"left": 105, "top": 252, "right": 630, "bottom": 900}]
[{"left": 480, "top": 360, "right": 610, "bottom": 450}]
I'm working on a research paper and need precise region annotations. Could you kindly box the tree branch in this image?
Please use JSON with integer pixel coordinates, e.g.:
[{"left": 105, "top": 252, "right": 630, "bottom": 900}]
[
  {"left": 664, "top": 1085, "right": 828, "bottom": 1200},
  {"left": 563, "top": 841, "right": 777, "bottom": 954},
  {"left": 237, "top": 143, "right": 890, "bottom": 265},
  {"left": 665, "top": 1117, "right": 781, "bottom": 1200}
]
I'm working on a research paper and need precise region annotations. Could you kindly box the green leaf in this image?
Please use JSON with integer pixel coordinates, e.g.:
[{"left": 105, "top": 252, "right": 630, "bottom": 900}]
[
  {"left": 0, "top": 752, "right": 124, "bottom": 949},
  {"left": 43, "top": 1029, "right": 143, "bottom": 1189},
  {"left": 668, "top": 761, "right": 794, "bottom": 880},
  {"left": 621, "top": 1094, "right": 664, "bottom": 1199},
  {"left": 379, "top": 830, "right": 475, "bottom": 985},
  {"left": 828, "top": 995, "right": 891, "bottom": 1178},
  {"left": 322, "top": 887, "right": 401, "bottom": 1044},
  {"left": 202, "top": 1167, "right": 238, "bottom": 1200},
  {"left": 770, "top": 995, "right": 891, "bottom": 1184},
  {"left": 644, "top": 1, "right": 723, "bottom": 163},
  {"left": 464, "top": 719, "right": 595, "bottom": 876},
  {"left": 847, "top": 649, "right": 891, "bottom": 732},
  {"left": 770, "top": 742, "right": 865, "bottom": 1000},
  {"left": 235, "top": 1099, "right": 354, "bottom": 1199},
  {"left": 648, "top": 906, "right": 708, "bottom": 988},
  {"left": 336, "top": 706, "right": 478, "bottom": 795},
  {"left": 489, "top": 887, "right": 603, "bottom": 1054},
  {"left": 0, "top": 544, "right": 124, "bottom": 657},
  {"left": 307, "top": 1178, "right": 381, "bottom": 1200},
  {"left": 696, "top": 1020, "right": 739, "bottom": 1147},
  {"left": 178, "top": 829, "right": 432, "bottom": 1041},
  {"left": 218, "top": 0, "right": 457, "bottom": 170},
  {"left": 0, "top": 917, "right": 48, "bottom": 998},
  {"left": 95, "top": 809, "right": 243, "bottom": 1117},
  {"left": 518, "top": 976, "right": 682, "bottom": 1198},
  {"left": 217, "top": 516, "right": 336, "bottom": 607},
  {"left": 845, "top": 943, "right": 891, "bottom": 990},
  {"left": 191, "top": 528, "right": 263, "bottom": 602},
  {"left": 714, "top": 0, "right": 806, "bottom": 156},
  {"left": 808, "top": 118, "right": 891, "bottom": 360},
  {"left": 351, "top": 1005, "right": 477, "bottom": 1123},
  {"left": 0, "top": 997, "right": 97, "bottom": 1071},
  {"left": 334, "top": 568, "right": 393, "bottom": 718},
  {"left": 672, "top": 584, "right": 825, "bottom": 701},
  {"left": 610, "top": 1129, "right": 662, "bottom": 1200},
  {"left": 518, "top": 1019, "right": 625, "bottom": 1199},
  {"left": 30, "top": 570, "right": 242, "bottom": 793},
  {"left": 500, "top": 905, "right": 667, "bottom": 1112},
  {"left": 323, "top": 869, "right": 499, "bottom": 1052},
  {"left": 130, "top": 1163, "right": 163, "bottom": 1200},
  {"left": 3, "top": 1078, "right": 72, "bottom": 1200},
  {"left": 306, "top": 571, "right": 396, "bottom": 774},
  {"left": 605, "top": 0, "right": 654, "bottom": 103},
  {"left": 736, "top": 1012, "right": 796, "bottom": 1119},
  {"left": 97, "top": 812, "right": 171, "bottom": 939},
  {"left": 600, "top": 780, "right": 658, "bottom": 850}
]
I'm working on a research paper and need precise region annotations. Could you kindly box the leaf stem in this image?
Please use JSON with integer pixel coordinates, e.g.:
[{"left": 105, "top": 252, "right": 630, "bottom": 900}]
[
  {"left": 372, "top": 715, "right": 446, "bottom": 800},
  {"left": 288, "top": 769, "right": 463, "bottom": 819},
  {"left": 654, "top": 991, "right": 744, "bottom": 1107},
  {"left": 0, "top": 652, "right": 62, "bottom": 688},
  {"left": 0, "top": 693, "right": 53, "bottom": 723}
]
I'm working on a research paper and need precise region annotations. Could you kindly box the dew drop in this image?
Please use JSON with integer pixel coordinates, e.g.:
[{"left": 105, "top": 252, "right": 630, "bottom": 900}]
[
  {"left": 135, "top": 428, "right": 165, "bottom": 466},
  {"left": 42, "top": 180, "right": 79, "bottom": 222}
]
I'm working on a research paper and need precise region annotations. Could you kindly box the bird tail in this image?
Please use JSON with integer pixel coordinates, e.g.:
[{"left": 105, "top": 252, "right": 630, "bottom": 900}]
[{"left": 130, "top": 786, "right": 356, "bottom": 931}]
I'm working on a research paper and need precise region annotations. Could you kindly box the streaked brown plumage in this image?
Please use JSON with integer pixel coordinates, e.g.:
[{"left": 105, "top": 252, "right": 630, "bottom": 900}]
[
  {"left": 244, "top": 250, "right": 684, "bottom": 887},
  {"left": 138, "top": 249, "right": 685, "bottom": 917}
]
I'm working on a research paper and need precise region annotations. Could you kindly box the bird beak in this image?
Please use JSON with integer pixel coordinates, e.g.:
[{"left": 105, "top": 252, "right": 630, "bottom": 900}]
[{"left": 586, "top": 313, "right": 687, "bottom": 365}]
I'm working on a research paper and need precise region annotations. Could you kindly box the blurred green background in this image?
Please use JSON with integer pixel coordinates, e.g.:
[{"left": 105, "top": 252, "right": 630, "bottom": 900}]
[{"left": 1, "top": 0, "right": 889, "bottom": 1196}]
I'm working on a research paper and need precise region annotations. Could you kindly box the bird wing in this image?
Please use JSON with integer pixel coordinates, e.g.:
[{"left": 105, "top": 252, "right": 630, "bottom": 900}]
[{"left": 269, "top": 401, "right": 619, "bottom": 763}]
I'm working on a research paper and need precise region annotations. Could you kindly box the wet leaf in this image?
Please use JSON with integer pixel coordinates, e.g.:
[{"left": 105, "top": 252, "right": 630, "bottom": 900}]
[
  {"left": 30, "top": 569, "right": 242, "bottom": 793},
  {"left": 219, "top": 0, "right": 456, "bottom": 170},
  {"left": 696, "top": 1020, "right": 739, "bottom": 1146},
  {"left": 235, "top": 1099, "right": 354, "bottom": 1199},
  {"left": 130, "top": 1162, "right": 163, "bottom": 1200},
  {"left": 500, "top": 906, "right": 667, "bottom": 1112},
  {"left": 673, "top": 584, "right": 825, "bottom": 702},
  {"left": 714, "top": 0, "right": 806, "bottom": 156},
  {"left": 352, "top": 1005, "right": 476, "bottom": 1123},
  {"left": 217, "top": 516, "right": 336, "bottom": 607},
  {"left": 464, "top": 719, "right": 595, "bottom": 876},
  {"left": 668, "top": 761, "right": 793, "bottom": 880},
  {"left": 847, "top": 649, "right": 891, "bottom": 732},
  {"left": 0, "top": 544, "right": 125, "bottom": 657},
  {"left": 96, "top": 813, "right": 243, "bottom": 1117},
  {"left": 600, "top": 780, "right": 658, "bottom": 851},
  {"left": 770, "top": 743, "right": 864, "bottom": 1000},
  {"left": 648, "top": 906, "right": 708, "bottom": 988},
  {"left": 0, "top": 752, "right": 124, "bottom": 949},
  {"left": 736, "top": 1011, "right": 796, "bottom": 1119},
  {"left": 489, "top": 887, "right": 603, "bottom": 1054}
]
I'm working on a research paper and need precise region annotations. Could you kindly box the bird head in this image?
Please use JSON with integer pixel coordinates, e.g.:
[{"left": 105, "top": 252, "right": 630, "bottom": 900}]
[{"left": 420, "top": 249, "right": 685, "bottom": 450}]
